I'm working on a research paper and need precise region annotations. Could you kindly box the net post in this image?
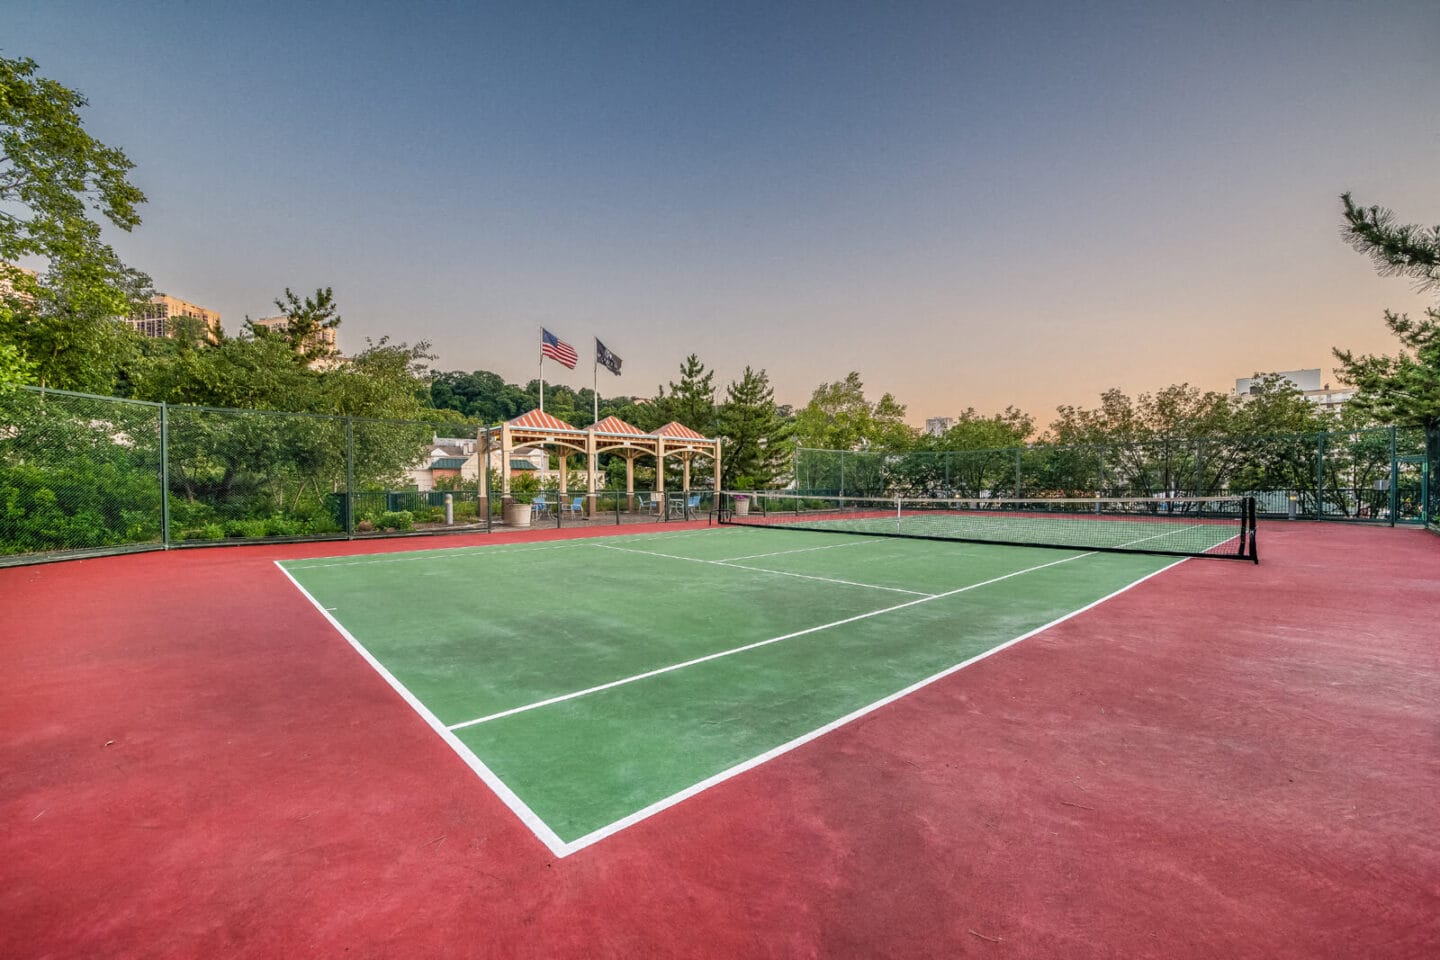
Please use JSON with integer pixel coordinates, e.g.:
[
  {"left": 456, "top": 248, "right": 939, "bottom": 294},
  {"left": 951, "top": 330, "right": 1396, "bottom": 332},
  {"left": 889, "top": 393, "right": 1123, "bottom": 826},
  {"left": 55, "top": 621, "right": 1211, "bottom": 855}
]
[{"left": 1247, "top": 496, "right": 1259, "bottom": 563}]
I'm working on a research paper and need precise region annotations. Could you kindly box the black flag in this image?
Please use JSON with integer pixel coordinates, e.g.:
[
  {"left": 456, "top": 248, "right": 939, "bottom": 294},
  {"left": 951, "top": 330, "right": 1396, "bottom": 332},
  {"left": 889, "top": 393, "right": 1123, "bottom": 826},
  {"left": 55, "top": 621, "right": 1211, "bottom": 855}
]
[{"left": 596, "top": 339, "right": 622, "bottom": 375}]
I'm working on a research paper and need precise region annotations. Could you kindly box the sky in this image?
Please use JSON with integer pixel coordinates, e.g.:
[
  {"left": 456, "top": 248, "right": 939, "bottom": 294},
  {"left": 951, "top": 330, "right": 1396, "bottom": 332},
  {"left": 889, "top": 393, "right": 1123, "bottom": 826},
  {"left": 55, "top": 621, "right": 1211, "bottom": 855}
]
[{"left": 7, "top": 0, "right": 1437, "bottom": 425}]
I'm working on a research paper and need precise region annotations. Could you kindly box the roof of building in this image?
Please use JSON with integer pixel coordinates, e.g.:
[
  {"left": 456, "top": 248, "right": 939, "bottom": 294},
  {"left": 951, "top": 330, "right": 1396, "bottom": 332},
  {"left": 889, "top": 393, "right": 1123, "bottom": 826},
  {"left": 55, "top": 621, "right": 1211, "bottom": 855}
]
[
  {"left": 509, "top": 409, "right": 579, "bottom": 431},
  {"left": 591, "top": 415, "right": 647, "bottom": 435},
  {"left": 431, "top": 457, "right": 467, "bottom": 470},
  {"left": 509, "top": 459, "right": 538, "bottom": 471},
  {"left": 656, "top": 421, "right": 709, "bottom": 441}
]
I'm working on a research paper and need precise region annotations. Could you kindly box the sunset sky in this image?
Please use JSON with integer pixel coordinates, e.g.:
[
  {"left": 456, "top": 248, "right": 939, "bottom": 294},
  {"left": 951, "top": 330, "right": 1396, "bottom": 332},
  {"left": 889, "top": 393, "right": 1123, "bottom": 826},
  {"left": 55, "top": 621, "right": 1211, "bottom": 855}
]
[{"left": 9, "top": 1, "right": 1436, "bottom": 425}]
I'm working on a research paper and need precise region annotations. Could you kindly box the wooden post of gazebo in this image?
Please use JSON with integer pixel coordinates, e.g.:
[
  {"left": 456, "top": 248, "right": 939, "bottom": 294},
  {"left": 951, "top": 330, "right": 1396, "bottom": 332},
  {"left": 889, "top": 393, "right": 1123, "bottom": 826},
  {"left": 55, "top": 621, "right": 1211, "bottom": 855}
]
[
  {"left": 499, "top": 422, "right": 513, "bottom": 500},
  {"left": 586, "top": 430, "right": 599, "bottom": 518}
]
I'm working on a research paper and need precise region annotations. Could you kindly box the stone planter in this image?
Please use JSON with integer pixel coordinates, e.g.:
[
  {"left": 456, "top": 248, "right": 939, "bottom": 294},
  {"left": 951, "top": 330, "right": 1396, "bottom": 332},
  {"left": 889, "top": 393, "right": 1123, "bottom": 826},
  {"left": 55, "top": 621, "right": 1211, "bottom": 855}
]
[
  {"left": 732, "top": 497, "right": 750, "bottom": 517},
  {"left": 503, "top": 501, "right": 533, "bottom": 527}
]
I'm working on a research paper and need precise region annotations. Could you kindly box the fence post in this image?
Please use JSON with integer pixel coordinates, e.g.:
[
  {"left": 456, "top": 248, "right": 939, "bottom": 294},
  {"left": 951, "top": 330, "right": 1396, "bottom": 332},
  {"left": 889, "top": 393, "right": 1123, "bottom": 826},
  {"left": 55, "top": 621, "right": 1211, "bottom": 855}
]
[
  {"left": 1315, "top": 432, "right": 1325, "bottom": 520},
  {"left": 1389, "top": 426, "right": 1398, "bottom": 527},
  {"left": 345, "top": 417, "right": 355, "bottom": 537},
  {"left": 839, "top": 451, "right": 845, "bottom": 497},
  {"left": 1015, "top": 448, "right": 1022, "bottom": 497},
  {"left": 159, "top": 402, "right": 171, "bottom": 548}
]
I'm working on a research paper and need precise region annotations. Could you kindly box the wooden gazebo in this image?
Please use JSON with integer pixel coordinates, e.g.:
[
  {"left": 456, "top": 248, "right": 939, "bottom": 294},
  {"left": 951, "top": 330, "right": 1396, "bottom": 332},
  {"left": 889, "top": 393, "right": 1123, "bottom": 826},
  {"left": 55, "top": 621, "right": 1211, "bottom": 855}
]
[{"left": 478, "top": 410, "right": 721, "bottom": 516}]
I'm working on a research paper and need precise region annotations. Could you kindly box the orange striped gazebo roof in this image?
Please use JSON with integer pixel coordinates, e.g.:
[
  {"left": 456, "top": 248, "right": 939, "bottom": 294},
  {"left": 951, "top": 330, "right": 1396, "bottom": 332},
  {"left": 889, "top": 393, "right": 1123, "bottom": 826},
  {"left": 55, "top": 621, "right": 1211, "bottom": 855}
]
[
  {"left": 508, "top": 409, "right": 579, "bottom": 431},
  {"left": 591, "top": 415, "right": 647, "bottom": 435},
  {"left": 655, "top": 421, "right": 710, "bottom": 441}
]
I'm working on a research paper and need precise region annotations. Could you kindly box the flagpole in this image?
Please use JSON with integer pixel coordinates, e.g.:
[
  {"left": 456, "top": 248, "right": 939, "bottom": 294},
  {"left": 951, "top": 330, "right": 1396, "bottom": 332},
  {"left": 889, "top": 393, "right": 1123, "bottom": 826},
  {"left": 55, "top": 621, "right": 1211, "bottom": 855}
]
[
  {"left": 539, "top": 327, "right": 545, "bottom": 413},
  {"left": 593, "top": 338, "right": 599, "bottom": 425}
]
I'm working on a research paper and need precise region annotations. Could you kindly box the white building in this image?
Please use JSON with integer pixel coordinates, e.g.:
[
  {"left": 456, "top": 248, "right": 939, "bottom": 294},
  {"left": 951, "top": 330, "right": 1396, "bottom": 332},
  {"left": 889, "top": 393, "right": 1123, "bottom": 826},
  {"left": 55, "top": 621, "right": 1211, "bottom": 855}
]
[
  {"left": 404, "top": 436, "right": 553, "bottom": 491},
  {"left": 924, "top": 417, "right": 954, "bottom": 437},
  {"left": 1234, "top": 369, "right": 1352, "bottom": 413}
]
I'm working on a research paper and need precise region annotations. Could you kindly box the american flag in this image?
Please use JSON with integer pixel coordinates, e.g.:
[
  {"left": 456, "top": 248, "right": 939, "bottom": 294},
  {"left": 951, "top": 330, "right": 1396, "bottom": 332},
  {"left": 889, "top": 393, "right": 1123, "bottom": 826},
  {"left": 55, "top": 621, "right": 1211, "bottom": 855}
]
[{"left": 540, "top": 328, "right": 578, "bottom": 369}]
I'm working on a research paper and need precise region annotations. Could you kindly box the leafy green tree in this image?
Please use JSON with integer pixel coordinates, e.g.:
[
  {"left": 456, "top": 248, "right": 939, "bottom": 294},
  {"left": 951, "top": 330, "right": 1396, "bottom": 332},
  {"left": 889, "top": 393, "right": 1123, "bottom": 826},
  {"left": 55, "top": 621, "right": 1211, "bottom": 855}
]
[
  {"left": 891, "top": 407, "right": 1034, "bottom": 497},
  {"left": 0, "top": 337, "right": 34, "bottom": 391},
  {"left": 717, "top": 367, "right": 793, "bottom": 489},
  {"left": 1333, "top": 193, "right": 1440, "bottom": 432},
  {"left": 793, "top": 372, "right": 915, "bottom": 450},
  {"left": 0, "top": 55, "right": 152, "bottom": 390},
  {"left": 249, "top": 287, "right": 341, "bottom": 363}
]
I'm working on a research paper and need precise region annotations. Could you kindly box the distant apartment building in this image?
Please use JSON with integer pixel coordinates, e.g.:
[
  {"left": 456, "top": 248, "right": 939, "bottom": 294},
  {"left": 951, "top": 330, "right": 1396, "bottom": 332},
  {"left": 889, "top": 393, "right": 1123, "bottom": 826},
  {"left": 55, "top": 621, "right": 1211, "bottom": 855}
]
[
  {"left": 0, "top": 264, "right": 40, "bottom": 306},
  {"left": 251, "top": 315, "right": 339, "bottom": 364},
  {"left": 925, "top": 417, "right": 954, "bottom": 437},
  {"left": 128, "top": 295, "right": 222, "bottom": 342},
  {"left": 404, "top": 437, "right": 551, "bottom": 492},
  {"left": 1234, "top": 368, "right": 1352, "bottom": 413}
]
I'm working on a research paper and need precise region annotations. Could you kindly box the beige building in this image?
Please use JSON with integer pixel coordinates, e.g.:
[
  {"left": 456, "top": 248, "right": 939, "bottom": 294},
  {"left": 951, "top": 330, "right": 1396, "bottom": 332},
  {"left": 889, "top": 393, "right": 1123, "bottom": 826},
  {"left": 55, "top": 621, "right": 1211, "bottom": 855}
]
[
  {"left": 128, "top": 295, "right": 222, "bottom": 342},
  {"left": 0, "top": 264, "right": 40, "bottom": 306},
  {"left": 251, "top": 315, "right": 339, "bottom": 358}
]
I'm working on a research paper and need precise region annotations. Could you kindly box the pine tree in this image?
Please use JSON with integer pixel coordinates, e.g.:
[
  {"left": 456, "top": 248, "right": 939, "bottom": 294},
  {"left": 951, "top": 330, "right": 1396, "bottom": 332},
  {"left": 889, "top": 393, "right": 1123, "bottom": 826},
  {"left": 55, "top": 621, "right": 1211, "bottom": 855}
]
[
  {"left": 717, "top": 367, "right": 793, "bottom": 489},
  {"left": 1333, "top": 193, "right": 1440, "bottom": 431},
  {"left": 666, "top": 354, "right": 716, "bottom": 433}
]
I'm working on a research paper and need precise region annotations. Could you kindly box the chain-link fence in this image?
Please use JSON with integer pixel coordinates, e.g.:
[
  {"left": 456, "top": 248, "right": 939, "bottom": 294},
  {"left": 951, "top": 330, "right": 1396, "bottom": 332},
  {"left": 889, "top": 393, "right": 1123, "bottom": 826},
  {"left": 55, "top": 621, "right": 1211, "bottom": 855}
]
[
  {"left": 1, "top": 387, "right": 721, "bottom": 565},
  {"left": 0, "top": 388, "right": 164, "bottom": 559},
  {"left": 796, "top": 425, "right": 1434, "bottom": 525}
]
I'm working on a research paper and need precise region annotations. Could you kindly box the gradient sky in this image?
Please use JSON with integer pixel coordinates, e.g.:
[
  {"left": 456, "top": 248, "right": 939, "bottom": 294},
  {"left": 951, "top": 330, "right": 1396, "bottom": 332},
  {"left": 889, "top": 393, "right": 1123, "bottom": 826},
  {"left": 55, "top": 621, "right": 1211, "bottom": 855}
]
[{"left": 8, "top": 1, "right": 1437, "bottom": 425}]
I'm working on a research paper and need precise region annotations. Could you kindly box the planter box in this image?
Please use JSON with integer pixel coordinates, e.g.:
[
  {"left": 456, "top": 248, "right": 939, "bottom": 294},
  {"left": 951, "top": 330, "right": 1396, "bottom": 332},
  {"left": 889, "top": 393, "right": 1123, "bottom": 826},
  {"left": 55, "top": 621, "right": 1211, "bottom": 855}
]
[
  {"left": 503, "top": 501, "right": 533, "bottom": 527},
  {"left": 732, "top": 498, "right": 750, "bottom": 517}
]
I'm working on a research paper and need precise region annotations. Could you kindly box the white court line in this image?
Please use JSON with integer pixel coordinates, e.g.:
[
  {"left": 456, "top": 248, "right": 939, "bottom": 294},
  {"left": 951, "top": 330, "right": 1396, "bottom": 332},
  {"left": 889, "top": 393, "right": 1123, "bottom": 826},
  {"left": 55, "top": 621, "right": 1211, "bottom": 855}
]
[
  {"left": 718, "top": 540, "right": 873, "bottom": 562},
  {"left": 446, "top": 550, "right": 1090, "bottom": 731},
  {"left": 589, "top": 541, "right": 933, "bottom": 596},
  {"left": 1114, "top": 524, "right": 1210, "bottom": 548},
  {"left": 272, "top": 561, "right": 571, "bottom": 859},
  {"left": 281, "top": 527, "right": 727, "bottom": 570},
  {"left": 558, "top": 555, "right": 1189, "bottom": 856}
]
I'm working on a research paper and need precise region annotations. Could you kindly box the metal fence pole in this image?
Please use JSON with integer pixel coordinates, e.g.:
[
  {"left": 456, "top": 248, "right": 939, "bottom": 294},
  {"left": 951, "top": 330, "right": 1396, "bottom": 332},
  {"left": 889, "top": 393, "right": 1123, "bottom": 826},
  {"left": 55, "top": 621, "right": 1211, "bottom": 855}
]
[
  {"left": 345, "top": 417, "right": 355, "bottom": 536},
  {"left": 1315, "top": 432, "right": 1326, "bottom": 520},
  {"left": 1389, "top": 426, "right": 1399, "bottom": 527},
  {"left": 159, "top": 402, "right": 171, "bottom": 548}
]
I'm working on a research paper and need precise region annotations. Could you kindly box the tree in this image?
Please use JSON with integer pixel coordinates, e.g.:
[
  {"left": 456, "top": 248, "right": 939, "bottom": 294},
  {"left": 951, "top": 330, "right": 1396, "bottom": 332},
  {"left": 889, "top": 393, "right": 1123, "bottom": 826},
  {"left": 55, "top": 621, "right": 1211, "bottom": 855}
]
[
  {"left": 892, "top": 407, "right": 1034, "bottom": 497},
  {"left": 716, "top": 367, "right": 793, "bottom": 489},
  {"left": 793, "top": 372, "right": 916, "bottom": 450},
  {"left": 665, "top": 354, "right": 716, "bottom": 433},
  {"left": 1333, "top": 193, "right": 1440, "bottom": 432},
  {"left": 0, "top": 56, "right": 152, "bottom": 390},
  {"left": 250, "top": 287, "right": 341, "bottom": 363},
  {"left": 0, "top": 339, "right": 31, "bottom": 391}
]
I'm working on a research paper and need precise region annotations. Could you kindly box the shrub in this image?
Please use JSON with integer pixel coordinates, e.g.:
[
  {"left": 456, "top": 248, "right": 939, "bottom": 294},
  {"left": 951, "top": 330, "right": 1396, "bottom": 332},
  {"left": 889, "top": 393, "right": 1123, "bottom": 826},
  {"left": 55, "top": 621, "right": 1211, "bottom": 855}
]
[
  {"left": 376, "top": 510, "right": 413, "bottom": 531},
  {"left": 223, "top": 518, "right": 270, "bottom": 539},
  {"left": 177, "top": 523, "right": 225, "bottom": 542}
]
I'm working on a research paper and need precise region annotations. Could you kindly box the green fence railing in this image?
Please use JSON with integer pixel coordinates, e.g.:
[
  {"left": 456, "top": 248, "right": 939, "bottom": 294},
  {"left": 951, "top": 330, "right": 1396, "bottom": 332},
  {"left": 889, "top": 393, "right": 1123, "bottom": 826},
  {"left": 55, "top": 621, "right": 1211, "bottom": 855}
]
[
  {"left": 0, "top": 386, "right": 718, "bottom": 565},
  {"left": 795, "top": 425, "right": 1435, "bottom": 526}
]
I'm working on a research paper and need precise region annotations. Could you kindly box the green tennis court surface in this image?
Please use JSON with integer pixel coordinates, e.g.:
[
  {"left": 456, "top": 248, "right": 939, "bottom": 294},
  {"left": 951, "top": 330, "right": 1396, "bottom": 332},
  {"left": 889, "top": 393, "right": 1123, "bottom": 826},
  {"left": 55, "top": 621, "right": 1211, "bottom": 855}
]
[{"left": 278, "top": 527, "right": 1183, "bottom": 855}]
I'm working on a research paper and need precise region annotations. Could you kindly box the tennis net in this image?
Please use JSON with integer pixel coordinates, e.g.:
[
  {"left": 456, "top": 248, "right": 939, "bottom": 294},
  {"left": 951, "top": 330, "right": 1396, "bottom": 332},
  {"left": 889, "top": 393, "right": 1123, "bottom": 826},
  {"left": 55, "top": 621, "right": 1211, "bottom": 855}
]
[{"left": 718, "top": 493, "right": 1258, "bottom": 562}]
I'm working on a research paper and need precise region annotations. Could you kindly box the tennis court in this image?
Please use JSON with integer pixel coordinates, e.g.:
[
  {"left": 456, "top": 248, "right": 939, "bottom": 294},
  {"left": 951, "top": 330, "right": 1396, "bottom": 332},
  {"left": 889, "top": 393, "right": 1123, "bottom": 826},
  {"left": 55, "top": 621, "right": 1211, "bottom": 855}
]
[
  {"left": 280, "top": 525, "right": 1189, "bottom": 853},
  {"left": 6, "top": 516, "right": 1440, "bottom": 959}
]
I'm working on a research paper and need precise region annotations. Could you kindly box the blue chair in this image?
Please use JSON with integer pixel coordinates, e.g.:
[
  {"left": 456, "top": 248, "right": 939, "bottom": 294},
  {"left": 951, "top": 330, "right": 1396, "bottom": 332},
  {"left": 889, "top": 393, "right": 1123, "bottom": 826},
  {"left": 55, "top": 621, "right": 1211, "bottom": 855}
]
[
  {"left": 531, "top": 494, "right": 549, "bottom": 519},
  {"left": 569, "top": 496, "right": 583, "bottom": 518},
  {"left": 686, "top": 494, "right": 701, "bottom": 514}
]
